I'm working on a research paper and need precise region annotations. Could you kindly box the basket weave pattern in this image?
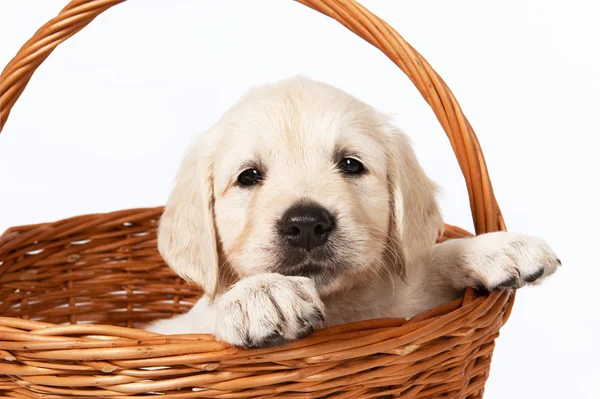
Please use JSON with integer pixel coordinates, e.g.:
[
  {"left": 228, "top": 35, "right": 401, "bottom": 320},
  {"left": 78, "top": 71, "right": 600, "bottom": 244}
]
[{"left": 1, "top": 1, "right": 511, "bottom": 398}]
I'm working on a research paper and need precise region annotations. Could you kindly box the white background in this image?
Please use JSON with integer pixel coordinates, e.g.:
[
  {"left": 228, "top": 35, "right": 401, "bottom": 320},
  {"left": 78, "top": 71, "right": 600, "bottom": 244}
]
[{"left": 1, "top": 1, "right": 598, "bottom": 397}]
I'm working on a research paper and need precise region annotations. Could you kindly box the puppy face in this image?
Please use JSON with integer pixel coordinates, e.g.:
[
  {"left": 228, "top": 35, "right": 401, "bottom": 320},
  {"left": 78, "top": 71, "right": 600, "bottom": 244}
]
[
  {"left": 211, "top": 80, "right": 392, "bottom": 295},
  {"left": 158, "top": 77, "right": 443, "bottom": 299}
]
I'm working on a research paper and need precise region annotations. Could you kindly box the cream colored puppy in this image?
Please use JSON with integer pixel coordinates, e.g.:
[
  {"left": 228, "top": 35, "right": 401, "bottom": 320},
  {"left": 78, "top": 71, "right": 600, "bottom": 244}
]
[{"left": 146, "top": 77, "right": 560, "bottom": 347}]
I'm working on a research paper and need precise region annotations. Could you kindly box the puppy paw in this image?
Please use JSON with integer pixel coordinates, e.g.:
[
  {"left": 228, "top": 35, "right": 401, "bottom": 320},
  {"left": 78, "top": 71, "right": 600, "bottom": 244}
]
[
  {"left": 213, "top": 273, "right": 325, "bottom": 348},
  {"left": 461, "top": 232, "right": 560, "bottom": 292}
]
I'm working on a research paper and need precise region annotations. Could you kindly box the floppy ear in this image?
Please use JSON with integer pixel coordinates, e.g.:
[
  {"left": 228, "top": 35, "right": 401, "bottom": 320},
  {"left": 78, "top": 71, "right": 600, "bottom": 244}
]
[
  {"left": 384, "top": 124, "right": 444, "bottom": 277},
  {"left": 157, "top": 135, "right": 221, "bottom": 300}
]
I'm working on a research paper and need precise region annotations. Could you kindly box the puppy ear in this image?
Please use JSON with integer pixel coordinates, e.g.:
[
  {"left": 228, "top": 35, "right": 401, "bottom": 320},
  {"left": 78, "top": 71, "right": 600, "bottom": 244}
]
[
  {"left": 384, "top": 123, "right": 444, "bottom": 277},
  {"left": 157, "top": 135, "right": 221, "bottom": 300}
]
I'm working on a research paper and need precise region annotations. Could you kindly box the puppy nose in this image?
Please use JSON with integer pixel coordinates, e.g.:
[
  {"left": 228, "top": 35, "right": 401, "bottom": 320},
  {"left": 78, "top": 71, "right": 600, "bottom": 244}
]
[{"left": 281, "top": 204, "right": 334, "bottom": 251}]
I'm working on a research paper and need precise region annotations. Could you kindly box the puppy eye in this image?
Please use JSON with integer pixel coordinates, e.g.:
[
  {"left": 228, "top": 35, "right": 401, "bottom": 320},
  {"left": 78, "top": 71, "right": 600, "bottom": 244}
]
[
  {"left": 237, "top": 168, "right": 263, "bottom": 186},
  {"left": 338, "top": 158, "right": 365, "bottom": 175}
]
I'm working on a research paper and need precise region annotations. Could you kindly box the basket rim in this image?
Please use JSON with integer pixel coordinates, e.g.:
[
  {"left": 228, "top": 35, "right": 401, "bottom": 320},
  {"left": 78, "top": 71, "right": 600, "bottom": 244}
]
[{"left": 0, "top": 205, "right": 513, "bottom": 345}]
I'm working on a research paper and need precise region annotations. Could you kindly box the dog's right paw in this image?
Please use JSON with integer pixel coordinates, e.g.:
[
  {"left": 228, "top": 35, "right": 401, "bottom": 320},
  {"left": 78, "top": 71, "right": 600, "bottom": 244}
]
[{"left": 213, "top": 273, "right": 325, "bottom": 348}]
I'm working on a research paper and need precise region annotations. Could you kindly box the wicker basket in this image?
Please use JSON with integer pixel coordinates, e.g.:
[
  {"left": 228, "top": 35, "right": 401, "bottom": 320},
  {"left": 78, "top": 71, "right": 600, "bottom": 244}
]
[{"left": 0, "top": 1, "right": 512, "bottom": 398}]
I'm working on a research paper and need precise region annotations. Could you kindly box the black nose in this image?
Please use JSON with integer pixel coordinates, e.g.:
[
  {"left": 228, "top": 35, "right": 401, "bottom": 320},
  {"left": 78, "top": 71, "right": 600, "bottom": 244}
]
[{"left": 280, "top": 204, "right": 334, "bottom": 251}]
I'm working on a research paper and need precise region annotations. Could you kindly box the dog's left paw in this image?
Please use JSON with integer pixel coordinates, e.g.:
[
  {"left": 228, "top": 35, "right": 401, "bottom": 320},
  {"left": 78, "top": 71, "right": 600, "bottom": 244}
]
[{"left": 461, "top": 232, "right": 561, "bottom": 292}]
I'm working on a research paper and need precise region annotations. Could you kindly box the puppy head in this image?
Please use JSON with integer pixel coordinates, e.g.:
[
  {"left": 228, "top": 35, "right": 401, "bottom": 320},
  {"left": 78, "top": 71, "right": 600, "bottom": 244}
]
[{"left": 158, "top": 77, "right": 443, "bottom": 299}]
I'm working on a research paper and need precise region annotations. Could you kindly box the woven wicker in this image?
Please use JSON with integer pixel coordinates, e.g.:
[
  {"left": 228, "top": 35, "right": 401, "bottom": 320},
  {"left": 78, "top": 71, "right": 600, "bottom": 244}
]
[{"left": 0, "top": 1, "right": 512, "bottom": 398}]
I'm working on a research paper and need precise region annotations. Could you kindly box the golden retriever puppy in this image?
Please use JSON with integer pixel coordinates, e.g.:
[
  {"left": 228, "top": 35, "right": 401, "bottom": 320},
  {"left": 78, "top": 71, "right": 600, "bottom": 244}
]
[{"left": 146, "top": 77, "right": 560, "bottom": 347}]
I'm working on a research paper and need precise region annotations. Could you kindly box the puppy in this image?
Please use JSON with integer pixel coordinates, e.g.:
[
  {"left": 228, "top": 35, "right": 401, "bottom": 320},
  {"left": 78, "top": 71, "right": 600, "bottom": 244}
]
[{"left": 146, "top": 77, "right": 560, "bottom": 347}]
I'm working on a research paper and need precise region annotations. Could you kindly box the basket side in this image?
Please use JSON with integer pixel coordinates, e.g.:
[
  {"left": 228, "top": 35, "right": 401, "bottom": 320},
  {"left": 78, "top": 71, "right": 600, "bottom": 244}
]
[
  {"left": 1, "top": 207, "right": 512, "bottom": 398},
  {"left": 0, "top": 207, "right": 201, "bottom": 328}
]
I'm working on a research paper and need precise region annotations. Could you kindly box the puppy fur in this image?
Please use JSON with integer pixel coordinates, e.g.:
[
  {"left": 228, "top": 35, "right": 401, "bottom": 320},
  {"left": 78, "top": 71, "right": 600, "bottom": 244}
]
[{"left": 146, "top": 77, "right": 560, "bottom": 347}]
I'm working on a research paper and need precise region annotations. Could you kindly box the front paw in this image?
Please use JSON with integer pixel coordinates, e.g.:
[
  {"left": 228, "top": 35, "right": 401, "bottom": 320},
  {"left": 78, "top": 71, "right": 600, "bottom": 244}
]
[
  {"left": 213, "top": 273, "right": 325, "bottom": 348},
  {"left": 463, "top": 232, "right": 561, "bottom": 292}
]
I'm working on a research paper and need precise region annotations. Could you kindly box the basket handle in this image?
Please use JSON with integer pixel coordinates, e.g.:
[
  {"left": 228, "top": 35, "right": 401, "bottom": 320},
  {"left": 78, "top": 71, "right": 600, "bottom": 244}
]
[{"left": 0, "top": 0, "right": 505, "bottom": 235}]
